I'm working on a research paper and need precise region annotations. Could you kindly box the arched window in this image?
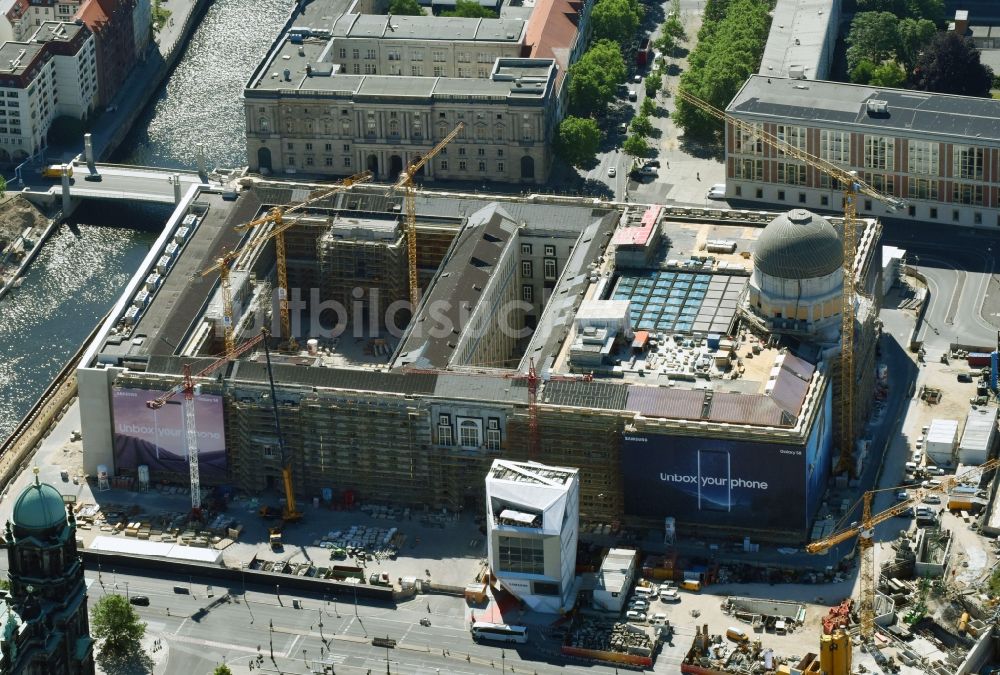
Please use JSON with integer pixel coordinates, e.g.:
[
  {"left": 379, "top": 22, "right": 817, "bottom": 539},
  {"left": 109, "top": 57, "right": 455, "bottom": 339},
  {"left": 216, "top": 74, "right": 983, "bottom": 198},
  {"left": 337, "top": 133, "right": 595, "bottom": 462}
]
[
  {"left": 459, "top": 419, "right": 481, "bottom": 447},
  {"left": 259, "top": 117, "right": 270, "bottom": 133}
]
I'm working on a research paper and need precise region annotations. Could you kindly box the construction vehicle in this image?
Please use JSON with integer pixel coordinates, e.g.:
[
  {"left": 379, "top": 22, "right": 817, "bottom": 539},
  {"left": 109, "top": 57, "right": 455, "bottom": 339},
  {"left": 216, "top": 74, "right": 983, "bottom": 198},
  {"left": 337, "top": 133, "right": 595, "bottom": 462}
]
[
  {"left": 269, "top": 529, "right": 283, "bottom": 551},
  {"left": 676, "top": 89, "right": 906, "bottom": 477},
  {"left": 234, "top": 171, "right": 373, "bottom": 350},
  {"left": 256, "top": 327, "right": 302, "bottom": 524},
  {"left": 389, "top": 123, "right": 464, "bottom": 309},
  {"left": 42, "top": 164, "right": 71, "bottom": 179},
  {"left": 806, "top": 457, "right": 1000, "bottom": 641},
  {"left": 146, "top": 332, "right": 267, "bottom": 517}
]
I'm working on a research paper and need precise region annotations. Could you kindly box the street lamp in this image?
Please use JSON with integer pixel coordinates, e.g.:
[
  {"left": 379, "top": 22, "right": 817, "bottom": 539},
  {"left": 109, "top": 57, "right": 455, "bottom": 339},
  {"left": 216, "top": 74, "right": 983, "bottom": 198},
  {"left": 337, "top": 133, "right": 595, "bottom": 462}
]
[
  {"left": 318, "top": 608, "right": 325, "bottom": 642},
  {"left": 269, "top": 619, "right": 274, "bottom": 659},
  {"left": 384, "top": 635, "right": 391, "bottom": 674}
]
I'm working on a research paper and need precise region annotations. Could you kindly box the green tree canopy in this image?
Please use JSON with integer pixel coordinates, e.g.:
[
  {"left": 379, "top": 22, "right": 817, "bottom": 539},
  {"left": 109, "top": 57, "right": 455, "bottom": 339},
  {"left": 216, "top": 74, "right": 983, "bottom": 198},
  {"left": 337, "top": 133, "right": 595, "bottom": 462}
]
[
  {"left": 846, "top": 12, "right": 900, "bottom": 72},
  {"left": 849, "top": 58, "right": 877, "bottom": 84},
  {"left": 214, "top": 666, "right": 233, "bottom": 675},
  {"left": 388, "top": 0, "right": 424, "bottom": 15},
  {"left": 913, "top": 32, "right": 994, "bottom": 97},
  {"left": 897, "top": 17, "right": 936, "bottom": 70},
  {"left": 640, "top": 96, "right": 656, "bottom": 116},
  {"left": 644, "top": 73, "right": 662, "bottom": 98},
  {"left": 856, "top": 0, "right": 943, "bottom": 25},
  {"left": 870, "top": 60, "right": 907, "bottom": 87},
  {"left": 674, "top": 0, "right": 771, "bottom": 142},
  {"left": 555, "top": 116, "right": 602, "bottom": 168},
  {"left": 441, "top": 0, "right": 497, "bottom": 17},
  {"left": 591, "top": 0, "right": 643, "bottom": 46},
  {"left": 630, "top": 114, "right": 654, "bottom": 137},
  {"left": 91, "top": 595, "right": 146, "bottom": 658},
  {"left": 623, "top": 134, "right": 649, "bottom": 157},
  {"left": 567, "top": 40, "right": 627, "bottom": 116}
]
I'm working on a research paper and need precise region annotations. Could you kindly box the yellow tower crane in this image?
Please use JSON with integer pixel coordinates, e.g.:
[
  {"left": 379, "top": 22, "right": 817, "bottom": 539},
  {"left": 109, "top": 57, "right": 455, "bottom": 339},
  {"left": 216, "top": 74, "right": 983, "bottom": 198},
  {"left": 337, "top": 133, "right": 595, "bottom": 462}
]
[
  {"left": 234, "top": 171, "right": 373, "bottom": 350},
  {"left": 390, "top": 122, "right": 465, "bottom": 309},
  {"left": 806, "top": 458, "right": 1000, "bottom": 641},
  {"left": 201, "top": 249, "right": 241, "bottom": 355},
  {"left": 676, "top": 89, "right": 905, "bottom": 475}
]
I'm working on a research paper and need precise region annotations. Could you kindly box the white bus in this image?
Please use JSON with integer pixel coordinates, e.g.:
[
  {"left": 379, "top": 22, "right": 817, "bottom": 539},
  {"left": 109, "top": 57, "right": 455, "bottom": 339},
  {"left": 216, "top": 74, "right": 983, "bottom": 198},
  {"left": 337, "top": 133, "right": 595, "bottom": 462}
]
[{"left": 471, "top": 621, "right": 528, "bottom": 644}]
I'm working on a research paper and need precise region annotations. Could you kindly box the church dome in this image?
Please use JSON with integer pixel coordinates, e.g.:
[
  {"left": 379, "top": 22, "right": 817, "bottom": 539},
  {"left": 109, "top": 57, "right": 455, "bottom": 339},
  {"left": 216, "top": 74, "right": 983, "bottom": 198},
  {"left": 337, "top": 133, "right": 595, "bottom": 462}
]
[
  {"left": 12, "top": 475, "right": 66, "bottom": 532},
  {"left": 753, "top": 209, "right": 844, "bottom": 280}
]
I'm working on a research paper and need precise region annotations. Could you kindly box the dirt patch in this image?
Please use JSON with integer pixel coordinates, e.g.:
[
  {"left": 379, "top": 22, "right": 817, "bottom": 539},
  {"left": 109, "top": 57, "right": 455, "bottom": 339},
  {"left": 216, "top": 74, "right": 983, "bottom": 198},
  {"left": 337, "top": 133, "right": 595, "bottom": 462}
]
[{"left": 0, "top": 196, "right": 49, "bottom": 247}]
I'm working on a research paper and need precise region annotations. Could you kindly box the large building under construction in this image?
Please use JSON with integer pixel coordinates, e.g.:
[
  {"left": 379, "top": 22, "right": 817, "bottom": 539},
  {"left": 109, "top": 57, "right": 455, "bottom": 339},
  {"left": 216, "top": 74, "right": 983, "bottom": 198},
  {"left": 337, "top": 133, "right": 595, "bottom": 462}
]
[{"left": 77, "top": 182, "right": 882, "bottom": 543}]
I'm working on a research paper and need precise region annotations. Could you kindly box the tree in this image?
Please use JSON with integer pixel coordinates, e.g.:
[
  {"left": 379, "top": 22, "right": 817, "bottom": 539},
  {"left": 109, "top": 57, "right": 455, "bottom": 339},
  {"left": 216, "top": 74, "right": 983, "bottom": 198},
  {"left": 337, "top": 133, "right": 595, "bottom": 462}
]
[
  {"left": 555, "top": 116, "right": 602, "bottom": 168},
  {"left": 388, "top": 0, "right": 424, "bottom": 15},
  {"left": 623, "top": 133, "right": 649, "bottom": 157},
  {"left": 630, "top": 114, "right": 653, "bottom": 137},
  {"left": 644, "top": 73, "right": 661, "bottom": 98},
  {"left": 856, "top": 0, "right": 943, "bottom": 24},
  {"left": 849, "top": 58, "right": 877, "bottom": 84},
  {"left": 567, "top": 40, "right": 627, "bottom": 116},
  {"left": 591, "top": 0, "right": 643, "bottom": 46},
  {"left": 897, "top": 17, "right": 936, "bottom": 70},
  {"left": 91, "top": 595, "right": 146, "bottom": 658},
  {"left": 640, "top": 96, "right": 656, "bottom": 116},
  {"left": 870, "top": 60, "right": 907, "bottom": 87},
  {"left": 441, "top": 0, "right": 496, "bottom": 17},
  {"left": 913, "top": 32, "right": 994, "bottom": 97},
  {"left": 214, "top": 666, "right": 233, "bottom": 675},
  {"left": 846, "top": 12, "right": 900, "bottom": 72}
]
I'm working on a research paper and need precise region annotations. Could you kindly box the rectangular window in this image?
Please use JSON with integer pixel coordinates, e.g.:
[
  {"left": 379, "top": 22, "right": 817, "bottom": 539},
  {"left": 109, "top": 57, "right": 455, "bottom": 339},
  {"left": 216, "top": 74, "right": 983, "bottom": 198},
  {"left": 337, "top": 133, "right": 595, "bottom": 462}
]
[
  {"left": 459, "top": 160, "right": 467, "bottom": 170},
  {"left": 497, "top": 161, "right": 504, "bottom": 172},
  {"left": 325, "top": 157, "right": 333, "bottom": 166},
  {"left": 521, "top": 243, "right": 532, "bottom": 255},
  {"left": 366, "top": 49, "right": 376, "bottom": 59},
  {"left": 930, "top": 207, "right": 938, "bottom": 219},
  {"left": 263, "top": 446, "right": 275, "bottom": 458},
  {"left": 305, "top": 143, "right": 313, "bottom": 151},
  {"left": 864, "top": 135, "right": 894, "bottom": 171},
  {"left": 907, "top": 177, "right": 938, "bottom": 200},
  {"left": 433, "top": 66, "right": 444, "bottom": 77},
  {"left": 433, "top": 50, "right": 445, "bottom": 62},
  {"left": 365, "top": 64, "right": 376, "bottom": 74},
  {"left": 324, "top": 143, "right": 332, "bottom": 151},
  {"left": 344, "top": 157, "right": 351, "bottom": 167},
  {"left": 478, "top": 161, "right": 486, "bottom": 171},
  {"left": 440, "top": 160, "right": 448, "bottom": 170},
  {"left": 522, "top": 284, "right": 533, "bottom": 302},
  {"left": 486, "top": 428, "right": 501, "bottom": 451},
  {"left": 522, "top": 260, "right": 532, "bottom": 278},
  {"left": 543, "top": 258, "right": 557, "bottom": 280},
  {"left": 544, "top": 244, "right": 555, "bottom": 256},
  {"left": 819, "top": 130, "right": 849, "bottom": 165},
  {"left": 776, "top": 125, "right": 806, "bottom": 156},
  {"left": 411, "top": 65, "right": 422, "bottom": 76},
  {"left": 497, "top": 536, "right": 545, "bottom": 575},
  {"left": 954, "top": 146, "right": 985, "bottom": 181},
  {"left": 776, "top": 162, "right": 806, "bottom": 185},
  {"left": 862, "top": 172, "right": 894, "bottom": 195},
  {"left": 339, "top": 48, "right": 346, "bottom": 58},
  {"left": 353, "top": 64, "right": 360, "bottom": 74},
  {"left": 734, "top": 158, "right": 763, "bottom": 181},
  {"left": 412, "top": 49, "right": 423, "bottom": 61},
  {"left": 437, "top": 424, "right": 453, "bottom": 446},
  {"left": 953, "top": 183, "right": 984, "bottom": 205},
  {"left": 820, "top": 195, "right": 829, "bottom": 206},
  {"left": 908, "top": 140, "right": 939, "bottom": 175},
  {"left": 343, "top": 144, "right": 350, "bottom": 151},
  {"left": 734, "top": 123, "right": 763, "bottom": 156},
  {"left": 352, "top": 48, "right": 359, "bottom": 59}
]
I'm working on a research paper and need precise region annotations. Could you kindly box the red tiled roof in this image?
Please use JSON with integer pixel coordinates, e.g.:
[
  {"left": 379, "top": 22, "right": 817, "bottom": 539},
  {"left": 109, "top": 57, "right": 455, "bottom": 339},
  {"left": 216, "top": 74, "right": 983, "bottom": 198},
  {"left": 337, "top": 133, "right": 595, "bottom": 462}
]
[
  {"left": 525, "top": 0, "right": 583, "bottom": 74},
  {"left": 76, "top": 0, "right": 125, "bottom": 28}
]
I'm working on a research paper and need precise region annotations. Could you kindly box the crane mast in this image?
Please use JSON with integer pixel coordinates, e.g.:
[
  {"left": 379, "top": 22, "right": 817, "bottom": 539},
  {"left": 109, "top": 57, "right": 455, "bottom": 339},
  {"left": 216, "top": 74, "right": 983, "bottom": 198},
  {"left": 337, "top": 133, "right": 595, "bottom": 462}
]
[{"left": 675, "top": 88, "right": 904, "bottom": 475}]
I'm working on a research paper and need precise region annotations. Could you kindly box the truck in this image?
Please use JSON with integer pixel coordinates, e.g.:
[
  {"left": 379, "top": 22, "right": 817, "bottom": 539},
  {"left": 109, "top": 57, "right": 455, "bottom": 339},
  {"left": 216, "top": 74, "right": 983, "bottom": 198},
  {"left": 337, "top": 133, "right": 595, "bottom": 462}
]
[
  {"left": 635, "top": 37, "right": 652, "bottom": 67},
  {"left": 41, "top": 164, "right": 72, "bottom": 179},
  {"left": 269, "top": 528, "right": 283, "bottom": 551}
]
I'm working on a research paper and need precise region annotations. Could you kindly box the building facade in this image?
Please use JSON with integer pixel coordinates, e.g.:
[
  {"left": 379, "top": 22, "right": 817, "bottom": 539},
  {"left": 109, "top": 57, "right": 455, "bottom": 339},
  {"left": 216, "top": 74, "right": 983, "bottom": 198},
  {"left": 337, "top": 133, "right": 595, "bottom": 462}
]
[
  {"left": 76, "top": 0, "right": 135, "bottom": 106},
  {"left": 0, "top": 21, "right": 96, "bottom": 165},
  {"left": 0, "top": 473, "right": 94, "bottom": 674},
  {"left": 726, "top": 75, "right": 1000, "bottom": 228},
  {"left": 485, "top": 460, "right": 579, "bottom": 613}
]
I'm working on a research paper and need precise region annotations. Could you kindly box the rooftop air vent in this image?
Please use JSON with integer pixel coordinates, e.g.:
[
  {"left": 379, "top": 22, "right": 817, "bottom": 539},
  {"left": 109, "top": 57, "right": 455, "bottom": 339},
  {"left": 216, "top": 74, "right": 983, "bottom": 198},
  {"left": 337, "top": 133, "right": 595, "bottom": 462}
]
[{"left": 866, "top": 99, "right": 889, "bottom": 116}]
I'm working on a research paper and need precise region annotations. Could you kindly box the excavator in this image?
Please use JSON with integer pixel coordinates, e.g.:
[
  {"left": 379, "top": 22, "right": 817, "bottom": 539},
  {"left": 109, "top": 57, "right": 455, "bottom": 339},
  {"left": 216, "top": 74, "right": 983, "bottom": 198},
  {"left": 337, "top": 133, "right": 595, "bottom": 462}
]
[{"left": 255, "top": 328, "right": 302, "bottom": 548}]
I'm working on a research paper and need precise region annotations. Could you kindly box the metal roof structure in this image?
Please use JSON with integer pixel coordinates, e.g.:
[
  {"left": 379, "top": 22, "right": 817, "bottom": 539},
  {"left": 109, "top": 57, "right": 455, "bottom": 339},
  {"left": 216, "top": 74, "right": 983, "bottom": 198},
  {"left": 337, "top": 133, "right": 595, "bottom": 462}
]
[{"left": 754, "top": 209, "right": 843, "bottom": 280}]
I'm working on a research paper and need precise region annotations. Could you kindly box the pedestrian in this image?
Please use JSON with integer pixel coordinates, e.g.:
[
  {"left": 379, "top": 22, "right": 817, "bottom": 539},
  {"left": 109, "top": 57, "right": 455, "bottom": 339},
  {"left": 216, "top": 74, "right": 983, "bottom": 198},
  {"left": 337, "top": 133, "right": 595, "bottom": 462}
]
[{"left": 696, "top": 172, "right": 700, "bottom": 181}]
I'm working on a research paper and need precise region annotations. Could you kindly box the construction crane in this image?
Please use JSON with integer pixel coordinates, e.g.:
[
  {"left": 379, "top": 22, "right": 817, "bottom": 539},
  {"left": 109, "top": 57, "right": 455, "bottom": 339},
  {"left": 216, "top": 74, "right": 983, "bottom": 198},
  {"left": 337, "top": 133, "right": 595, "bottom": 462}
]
[
  {"left": 806, "top": 458, "right": 1000, "bottom": 641},
  {"left": 257, "top": 327, "right": 302, "bottom": 525},
  {"left": 676, "top": 89, "right": 906, "bottom": 476},
  {"left": 389, "top": 122, "right": 465, "bottom": 309},
  {"left": 146, "top": 331, "right": 267, "bottom": 517},
  {"left": 234, "top": 171, "right": 373, "bottom": 350},
  {"left": 201, "top": 249, "right": 241, "bottom": 355}
]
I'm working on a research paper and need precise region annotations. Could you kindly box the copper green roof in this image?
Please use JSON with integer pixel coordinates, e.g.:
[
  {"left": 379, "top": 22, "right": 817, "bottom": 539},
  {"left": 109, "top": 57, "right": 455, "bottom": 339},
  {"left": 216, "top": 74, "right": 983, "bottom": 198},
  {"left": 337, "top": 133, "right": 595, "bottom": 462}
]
[{"left": 12, "top": 474, "right": 66, "bottom": 531}]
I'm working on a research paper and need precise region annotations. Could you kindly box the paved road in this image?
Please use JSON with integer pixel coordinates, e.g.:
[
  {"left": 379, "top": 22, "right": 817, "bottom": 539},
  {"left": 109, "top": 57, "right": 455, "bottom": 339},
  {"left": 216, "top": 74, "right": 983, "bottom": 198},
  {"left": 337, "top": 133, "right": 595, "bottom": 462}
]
[
  {"left": 882, "top": 220, "right": 1000, "bottom": 352},
  {"left": 72, "top": 565, "right": 645, "bottom": 675}
]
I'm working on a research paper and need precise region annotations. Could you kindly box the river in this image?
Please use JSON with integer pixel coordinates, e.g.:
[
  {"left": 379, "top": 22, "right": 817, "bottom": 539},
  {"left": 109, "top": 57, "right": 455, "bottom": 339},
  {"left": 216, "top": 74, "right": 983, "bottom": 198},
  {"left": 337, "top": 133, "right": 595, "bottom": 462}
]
[{"left": 0, "top": 0, "right": 291, "bottom": 443}]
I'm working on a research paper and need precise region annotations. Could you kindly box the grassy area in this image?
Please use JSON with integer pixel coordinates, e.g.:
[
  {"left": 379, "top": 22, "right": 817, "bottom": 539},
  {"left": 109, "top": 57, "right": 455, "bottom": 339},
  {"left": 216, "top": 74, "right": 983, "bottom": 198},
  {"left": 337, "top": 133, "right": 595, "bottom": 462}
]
[
  {"left": 153, "top": 0, "right": 171, "bottom": 31},
  {"left": 989, "top": 568, "right": 1000, "bottom": 596}
]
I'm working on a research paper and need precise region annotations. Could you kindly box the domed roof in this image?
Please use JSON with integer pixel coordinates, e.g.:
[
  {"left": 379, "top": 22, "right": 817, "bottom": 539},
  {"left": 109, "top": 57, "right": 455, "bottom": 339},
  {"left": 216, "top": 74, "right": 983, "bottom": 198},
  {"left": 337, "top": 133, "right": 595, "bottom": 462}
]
[
  {"left": 12, "top": 473, "right": 66, "bottom": 532},
  {"left": 754, "top": 209, "right": 844, "bottom": 280}
]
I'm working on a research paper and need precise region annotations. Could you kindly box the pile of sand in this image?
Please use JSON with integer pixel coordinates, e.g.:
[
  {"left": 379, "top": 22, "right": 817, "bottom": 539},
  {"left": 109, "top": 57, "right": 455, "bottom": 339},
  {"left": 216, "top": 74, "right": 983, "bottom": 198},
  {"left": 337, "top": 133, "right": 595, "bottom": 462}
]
[{"left": 0, "top": 196, "right": 49, "bottom": 246}]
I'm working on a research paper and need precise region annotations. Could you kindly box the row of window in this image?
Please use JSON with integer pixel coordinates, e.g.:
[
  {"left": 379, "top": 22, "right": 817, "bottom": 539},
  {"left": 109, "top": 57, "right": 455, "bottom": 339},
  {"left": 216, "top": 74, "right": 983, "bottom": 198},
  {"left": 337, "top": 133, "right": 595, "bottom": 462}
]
[
  {"left": 497, "top": 535, "right": 545, "bottom": 575},
  {"left": 436, "top": 415, "right": 501, "bottom": 450},
  {"left": 520, "top": 243, "right": 557, "bottom": 256},
  {"left": 338, "top": 47, "right": 497, "bottom": 63},
  {"left": 735, "top": 125, "right": 990, "bottom": 181},
  {"left": 521, "top": 259, "right": 557, "bottom": 280},
  {"left": 262, "top": 117, "right": 531, "bottom": 142},
  {"left": 733, "top": 184, "right": 998, "bottom": 224}
]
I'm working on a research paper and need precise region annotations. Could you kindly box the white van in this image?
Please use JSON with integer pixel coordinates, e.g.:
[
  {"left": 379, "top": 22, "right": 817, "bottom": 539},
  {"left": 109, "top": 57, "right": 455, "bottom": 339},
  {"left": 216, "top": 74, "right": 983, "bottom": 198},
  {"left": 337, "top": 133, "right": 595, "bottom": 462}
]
[
  {"left": 652, "top": 612, "right": 668, "bottom": 624},
  {"left": 626, "top": 611, "right": 647, "bottom": 622},
  {"left": 634, "top": 585, "right": 656, "bottom": 598}
]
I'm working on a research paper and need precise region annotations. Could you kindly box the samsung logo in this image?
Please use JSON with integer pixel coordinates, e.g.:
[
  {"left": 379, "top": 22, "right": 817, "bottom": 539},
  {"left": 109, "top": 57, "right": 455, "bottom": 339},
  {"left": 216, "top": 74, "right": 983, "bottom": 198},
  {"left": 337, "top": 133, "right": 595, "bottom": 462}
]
[{"left": 624, "top": 436, "right": 647, "bottom": 442}]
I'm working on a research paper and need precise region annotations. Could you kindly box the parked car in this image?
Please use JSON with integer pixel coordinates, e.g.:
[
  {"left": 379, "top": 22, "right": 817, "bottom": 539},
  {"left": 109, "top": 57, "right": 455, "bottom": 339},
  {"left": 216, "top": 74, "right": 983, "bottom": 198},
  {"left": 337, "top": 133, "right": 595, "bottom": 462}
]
[
  {"left": 608, "top": 166, "right": 617, "bottom": 177},
  {"left": 896, "top": 490, "right": 908, "bottom": 501},
  {"left": 726, "top": 627, "right": 749, "bottom": 643},
  {"left": 707, "top": 183, "right": 726, "bottom": 199},
  {"left": 926, "top": 467, "right": 945, "bottom": 476},
  {"left": 628, "top": 90, "right": 638, "bottom": 102},
  {"left": 626, "top": 610, "right": 647, "bottom": 622},
  {"left": 633, "top": 74, "right": 642, "bottom": 83},
  {"left": 911, "top": 450, "right": 921, "bottom": 463},
  {"left": 958, "top": 373, "right": 973, "bottom": 383},
  {"left": 629, "top": 600, "right": 649, "bottom": 611},
  {"left": 660, "top": 588, "right": 680, "bottom": 603},
  {"left": 923, "top": 495, "right": 942, "bottom": 505}
]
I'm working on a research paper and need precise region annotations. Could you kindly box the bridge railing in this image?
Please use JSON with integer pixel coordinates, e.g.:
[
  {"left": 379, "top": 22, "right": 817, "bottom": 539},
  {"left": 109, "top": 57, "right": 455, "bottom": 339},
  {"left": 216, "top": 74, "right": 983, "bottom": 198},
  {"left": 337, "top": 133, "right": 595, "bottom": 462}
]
[{"left": 94, "top": 162, "right": 203, "bottom": 175}]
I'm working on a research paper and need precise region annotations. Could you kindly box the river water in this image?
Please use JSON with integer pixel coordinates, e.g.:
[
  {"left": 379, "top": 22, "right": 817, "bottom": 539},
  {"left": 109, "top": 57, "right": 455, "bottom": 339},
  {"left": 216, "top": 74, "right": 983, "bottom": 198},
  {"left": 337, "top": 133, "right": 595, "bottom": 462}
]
[{"left": 0, "top": 0, "right": 291, "bottom": 442}]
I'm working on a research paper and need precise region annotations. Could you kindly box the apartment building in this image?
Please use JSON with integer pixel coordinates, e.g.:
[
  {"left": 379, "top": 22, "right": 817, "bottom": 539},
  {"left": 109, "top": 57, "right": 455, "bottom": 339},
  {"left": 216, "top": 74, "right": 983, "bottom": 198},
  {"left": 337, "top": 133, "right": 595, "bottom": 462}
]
[
  {"left": 76, "top": 0, "right": 136, "bottom": 106},
  {"left": 0, "top": 21, "right": 95, "bottom": 164},
  {"left": 726, "top": 75, "right": 1000, "bottom": 228},
  {"left": 327, "top": 14, "right": 526, "bottom": 78}
]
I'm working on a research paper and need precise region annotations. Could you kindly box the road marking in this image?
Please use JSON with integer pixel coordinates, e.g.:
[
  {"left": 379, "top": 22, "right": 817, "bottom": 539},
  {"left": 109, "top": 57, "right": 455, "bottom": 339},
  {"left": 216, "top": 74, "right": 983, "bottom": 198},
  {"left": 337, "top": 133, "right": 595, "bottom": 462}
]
[
  {"left": 173, "top": 618, "right": 189, "bottom": 635},
  {"left": 283, "top": 634, "right": 302, "bottom": 659},
  {"left": 168, "top": 634, "right": 259, "bottom": 654}
]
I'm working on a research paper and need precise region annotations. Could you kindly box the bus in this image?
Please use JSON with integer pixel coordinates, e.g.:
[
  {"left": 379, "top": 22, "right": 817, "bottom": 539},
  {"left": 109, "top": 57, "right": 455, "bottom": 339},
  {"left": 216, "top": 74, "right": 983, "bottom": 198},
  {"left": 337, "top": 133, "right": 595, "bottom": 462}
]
[{"left": 471, "top": 621, "right": 528, "bottom": 644}]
